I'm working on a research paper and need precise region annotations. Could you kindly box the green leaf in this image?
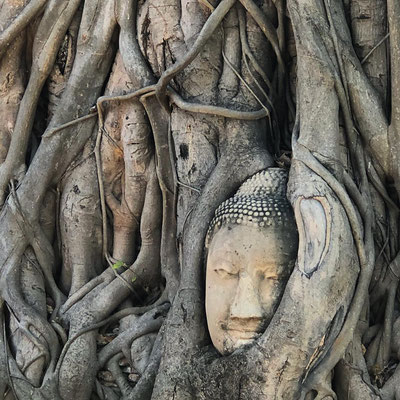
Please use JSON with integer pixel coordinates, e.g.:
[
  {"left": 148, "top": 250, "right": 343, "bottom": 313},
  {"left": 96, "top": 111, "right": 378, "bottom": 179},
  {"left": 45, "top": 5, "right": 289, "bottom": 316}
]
[
  {"left": 131, "top": 275, "right": 137, "bottom": 283},
  {"left": 112, "top": 260, "right": 125, "bottom": 270}
]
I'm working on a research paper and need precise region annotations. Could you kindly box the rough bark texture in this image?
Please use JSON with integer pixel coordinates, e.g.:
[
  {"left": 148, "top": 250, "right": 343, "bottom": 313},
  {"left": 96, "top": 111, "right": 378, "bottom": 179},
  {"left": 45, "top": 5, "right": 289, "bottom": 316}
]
[{"left": 0, "top": 0, "right": 399, "bottom": 399}]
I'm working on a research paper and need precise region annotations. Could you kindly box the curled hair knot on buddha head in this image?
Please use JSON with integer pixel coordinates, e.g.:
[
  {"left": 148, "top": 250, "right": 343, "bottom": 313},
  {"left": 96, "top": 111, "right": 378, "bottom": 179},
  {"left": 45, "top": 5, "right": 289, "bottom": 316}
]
[{"left": 205, "top": 168, "right": 295, "bottom": 248}]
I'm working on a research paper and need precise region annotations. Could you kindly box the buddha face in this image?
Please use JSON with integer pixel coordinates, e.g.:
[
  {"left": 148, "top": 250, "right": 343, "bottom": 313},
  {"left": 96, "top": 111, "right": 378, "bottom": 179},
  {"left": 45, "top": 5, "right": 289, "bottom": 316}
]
[{"left": 205, "top": 223, "right": 297, "bottom": 355}]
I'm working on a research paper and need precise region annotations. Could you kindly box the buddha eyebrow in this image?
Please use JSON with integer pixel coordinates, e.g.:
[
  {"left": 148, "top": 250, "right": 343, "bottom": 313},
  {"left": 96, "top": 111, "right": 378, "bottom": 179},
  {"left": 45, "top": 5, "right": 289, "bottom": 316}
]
[
  {"left": 212, "top": 260, "right": 239, "bottom": 273},
  {"left": 259, "top": 263, "right": 289, "bottom": 276},
  {"left": 210, "top": 248, "right": 239, "bottom": 260},
  {"left": 257, "top": 262, "right": 283, "bottom": 273}
]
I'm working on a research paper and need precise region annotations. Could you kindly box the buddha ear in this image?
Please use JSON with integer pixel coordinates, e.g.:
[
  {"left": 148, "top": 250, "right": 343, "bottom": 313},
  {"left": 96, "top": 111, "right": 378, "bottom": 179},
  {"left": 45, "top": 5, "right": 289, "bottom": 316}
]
[{"left": 294, "top": 196, "right": 331, "bottom": 278}]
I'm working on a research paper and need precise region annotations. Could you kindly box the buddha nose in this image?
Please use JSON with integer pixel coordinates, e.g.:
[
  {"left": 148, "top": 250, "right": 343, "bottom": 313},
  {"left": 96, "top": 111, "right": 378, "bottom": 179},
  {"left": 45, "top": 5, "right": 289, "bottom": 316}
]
[{"left": 229, "top": 273, "right": 263, "bottom": 320}]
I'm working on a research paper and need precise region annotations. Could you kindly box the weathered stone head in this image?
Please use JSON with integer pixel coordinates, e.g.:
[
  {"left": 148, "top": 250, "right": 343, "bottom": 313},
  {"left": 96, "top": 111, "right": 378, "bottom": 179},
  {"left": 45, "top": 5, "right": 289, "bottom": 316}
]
[{"left": 205, "top": 168, "right": 298, "bottom": 355}]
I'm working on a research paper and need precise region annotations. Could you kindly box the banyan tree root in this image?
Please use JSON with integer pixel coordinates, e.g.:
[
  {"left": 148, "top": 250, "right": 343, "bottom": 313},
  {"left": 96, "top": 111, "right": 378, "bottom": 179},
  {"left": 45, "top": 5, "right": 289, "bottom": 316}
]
[
  {"left": 0, "top": 0, "right": 83, "bottom": 205},
  {"left": 1, "top": 1, "right": 399, "bottom": 399},
  {"left": 100, "top": 52, "right": 160, "bottom": 271},
  {"left": 0, "top": 0, "right": 27, "bottom": 166},
  {"left": 8, "top": 191, "right": 57, "bottom": 388}
]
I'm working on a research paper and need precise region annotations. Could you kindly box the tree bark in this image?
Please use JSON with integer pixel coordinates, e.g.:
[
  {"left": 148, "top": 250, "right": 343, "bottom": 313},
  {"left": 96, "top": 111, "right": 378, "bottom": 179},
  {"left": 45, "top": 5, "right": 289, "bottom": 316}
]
[{"left": 0, "top": 0, "right": 399, "bottom": 399}]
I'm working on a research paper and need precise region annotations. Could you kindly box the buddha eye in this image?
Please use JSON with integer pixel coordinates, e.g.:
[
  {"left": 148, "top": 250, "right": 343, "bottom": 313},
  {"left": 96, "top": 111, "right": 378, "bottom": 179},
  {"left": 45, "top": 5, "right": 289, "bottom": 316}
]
[
  {"left": 258, "top": 271, "right": 278, "bottom": 281},
  {"left": 214, "top": 268, "right": 238, "bottom": 278}
]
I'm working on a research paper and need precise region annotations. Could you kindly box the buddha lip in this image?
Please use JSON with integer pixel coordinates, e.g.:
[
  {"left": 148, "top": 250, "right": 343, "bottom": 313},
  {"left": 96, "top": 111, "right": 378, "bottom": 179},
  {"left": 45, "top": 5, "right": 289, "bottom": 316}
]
[
  {"left": 225, "top": 321, "right": 263, "bottom": 333},
  {"left": 227, "top": 327, "right": 259, "bottom": 333},
  {"left": 226, "top": 329, "right": 260, "bottom": 340},
  {"left": 225, "top": 325, "right": 262, "bottom": 335},
  {"left": 220, "top": 320, "right": 264, "bottom": 335}
]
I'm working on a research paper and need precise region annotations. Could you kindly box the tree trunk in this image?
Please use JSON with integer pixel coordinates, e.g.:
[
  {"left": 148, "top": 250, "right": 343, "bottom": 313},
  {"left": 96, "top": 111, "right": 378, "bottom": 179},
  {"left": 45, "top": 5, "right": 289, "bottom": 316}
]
[{"left": 0, "top": 0, "right": 398, "bottom": 399}]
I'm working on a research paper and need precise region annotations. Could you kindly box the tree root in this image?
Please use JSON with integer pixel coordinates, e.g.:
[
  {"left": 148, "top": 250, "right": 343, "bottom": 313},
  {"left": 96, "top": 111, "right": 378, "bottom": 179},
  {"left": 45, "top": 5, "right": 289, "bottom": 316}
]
[
  {"left": 96, "top": 85, "right": 158, "bottom": 261},
  {"left": 116, "top": 0, "right": 156, "bottom": 88},
  {"left": 168, "top": 88, "right": 268, "bottom": 120},
  {"left": 127, "top": 328, "right": 164, "bottom": 400},
  {"left": 219, "top": 18, "right": 271, "bottom": 115},
  {"left": 42, "top": 112, "right": 98, "bottom": 139},
  {"left": 106, "top": 353, "right": 130, "bottom": 398},
  {"left": 60, "top": 272, "right": 113, "bottom": 315},
  {"left": 294, "top": 141, "right": 375, "bottom": 397},
  {"left": 154, "top": 0, "right": 237, "bottom": 110},
  {"left": 92, "top": 289, "right": 169, "bottom": 333},
  {"left": 2, "top": 257, "right": 60, "bottom": 380},
  {"left": 8, "top": 188, "right": 65, "bottom": 318},
  {"left": 56, "top": 294, "right": 168, "bottom": 386},
  {"left": 98, "top": 304, "right": 169, "bottom": 368},
  {"left": 237, "top": 6, "right": 278, "bottom": 146},
  {"left": 381, "top": 363, "right": 400, "bottom": 399},
  {"left": 141, "top": 97, "right": 180, "bottom": 299},
  {"left": 0, "top": 0, "right": 82, "bottom": 205},
  {"left": 361, "top": 33, "right": 390, "bottom": 65},
  {"left": 101, "top": 328, "right": 164, "bottom": 400},
  {"left": 238, "top": 7, "right": 273, "bottom": 93},
  {"left": 238, "top": 0, "right": 284, "bottom": 71},
  {"left": 0, "top": 0, "right": 47, "bottom": 60}
]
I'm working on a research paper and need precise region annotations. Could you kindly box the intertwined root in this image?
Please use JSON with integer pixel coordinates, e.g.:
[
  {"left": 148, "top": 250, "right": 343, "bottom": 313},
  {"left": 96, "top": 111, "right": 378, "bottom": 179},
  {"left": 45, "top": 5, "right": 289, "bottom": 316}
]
[{"left": 0, "top": 0, "right": 399, "bottom": 399}]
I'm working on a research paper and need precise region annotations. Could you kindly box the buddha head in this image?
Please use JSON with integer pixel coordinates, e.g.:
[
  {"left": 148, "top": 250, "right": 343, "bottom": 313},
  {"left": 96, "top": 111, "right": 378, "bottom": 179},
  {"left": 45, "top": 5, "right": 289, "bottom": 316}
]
[{"left": 205, "top": 168, "right": 298, "bottom": 355}]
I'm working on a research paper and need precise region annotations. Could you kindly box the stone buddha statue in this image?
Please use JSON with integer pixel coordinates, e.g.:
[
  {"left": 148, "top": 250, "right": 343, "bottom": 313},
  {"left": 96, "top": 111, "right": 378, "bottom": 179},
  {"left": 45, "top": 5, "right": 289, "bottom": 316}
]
[{"left": 205, "top": 168, "right": 298, "bottom": 355}]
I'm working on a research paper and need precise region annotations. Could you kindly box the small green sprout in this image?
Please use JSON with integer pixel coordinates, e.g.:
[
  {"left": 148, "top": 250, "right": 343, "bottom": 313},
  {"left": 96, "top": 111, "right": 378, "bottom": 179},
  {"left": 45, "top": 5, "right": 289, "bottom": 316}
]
[{"left": 112, "top": 260, "right": 125, "bottom": 270}]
